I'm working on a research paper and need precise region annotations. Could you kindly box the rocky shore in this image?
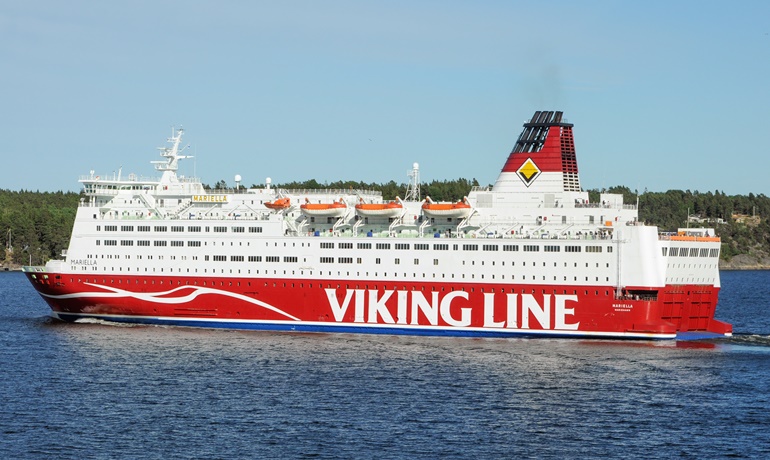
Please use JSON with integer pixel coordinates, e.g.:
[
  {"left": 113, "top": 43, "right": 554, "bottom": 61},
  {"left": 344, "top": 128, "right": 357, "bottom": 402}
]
[
  {"left": 719, "top": 254, "right": 770, "bottom": 270},
  {"left": 1, "top": 264, "right": 21, "bottom": 272}
]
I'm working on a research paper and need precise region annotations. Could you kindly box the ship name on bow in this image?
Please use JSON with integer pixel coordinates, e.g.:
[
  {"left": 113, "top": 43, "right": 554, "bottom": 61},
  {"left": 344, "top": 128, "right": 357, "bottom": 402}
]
[{"left": 70, "top": 259, "right": 97, "bottom": 266}]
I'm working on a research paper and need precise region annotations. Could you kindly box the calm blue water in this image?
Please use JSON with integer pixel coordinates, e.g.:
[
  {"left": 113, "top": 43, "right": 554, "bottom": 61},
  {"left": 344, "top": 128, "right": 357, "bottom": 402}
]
[{"left": 2, "top": 270, "right": 770, "bottom": 459}]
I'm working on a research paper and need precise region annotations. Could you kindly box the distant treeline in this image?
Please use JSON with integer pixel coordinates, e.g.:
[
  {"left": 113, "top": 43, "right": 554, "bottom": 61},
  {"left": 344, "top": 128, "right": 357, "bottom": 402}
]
[
  {"left": 2, "top": 182, "right": 769, "bottom": 264},
  {"left": 604, "top": 185, "right": 770, "bottom": 260},
  {"left": 0, "top": 190, "right": 80, "bottom": 265}
]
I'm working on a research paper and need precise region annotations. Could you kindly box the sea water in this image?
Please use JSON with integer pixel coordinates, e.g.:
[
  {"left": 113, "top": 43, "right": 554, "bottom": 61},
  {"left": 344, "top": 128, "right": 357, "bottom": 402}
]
[{"left": 1, "top": 270, "right": 769, "bottom": 459}]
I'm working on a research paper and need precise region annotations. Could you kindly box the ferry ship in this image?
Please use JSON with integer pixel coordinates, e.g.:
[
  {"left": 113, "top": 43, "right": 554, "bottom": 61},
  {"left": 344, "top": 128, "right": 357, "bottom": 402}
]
[{"left": 23, "top": 111, "right": 732, "bottom": 340}]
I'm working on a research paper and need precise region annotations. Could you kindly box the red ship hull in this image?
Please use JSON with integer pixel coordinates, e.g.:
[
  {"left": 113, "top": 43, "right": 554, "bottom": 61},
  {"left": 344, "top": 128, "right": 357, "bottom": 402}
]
[{"left": 25, "top": 271, "right": 732, "bottom": 340}]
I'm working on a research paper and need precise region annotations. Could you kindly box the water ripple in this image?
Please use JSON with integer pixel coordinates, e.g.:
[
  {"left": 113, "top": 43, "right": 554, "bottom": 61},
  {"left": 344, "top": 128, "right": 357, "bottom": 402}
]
[{"left": 3, "top": 271, "right": 770, "bottom": 459}]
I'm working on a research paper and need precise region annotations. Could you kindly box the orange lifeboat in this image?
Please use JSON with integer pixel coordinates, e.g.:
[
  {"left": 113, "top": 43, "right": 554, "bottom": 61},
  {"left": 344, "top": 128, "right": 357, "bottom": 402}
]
[
  {"left": 422, "top": 196, "right": 472, "bottom": 218},
  {"left": 355, "top": 197, "right": 403, "bottom": 218},
  {"left": 264, "top": 197, "right": 291, "bottom": 210},
  {"left": 300, "top": 198, "right": 347, "bottom": 217}
]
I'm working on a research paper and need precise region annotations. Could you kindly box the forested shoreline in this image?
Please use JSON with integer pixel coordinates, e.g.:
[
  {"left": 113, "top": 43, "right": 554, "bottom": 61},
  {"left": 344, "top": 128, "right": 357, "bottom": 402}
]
[{"left": 2, "top": 181, "right": 769, "bottom": 268}]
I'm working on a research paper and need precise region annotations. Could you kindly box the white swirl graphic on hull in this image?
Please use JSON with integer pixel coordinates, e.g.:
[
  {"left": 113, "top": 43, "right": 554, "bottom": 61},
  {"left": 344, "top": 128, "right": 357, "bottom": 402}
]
[{"left": 40, "top": 283, "right": 300, "bottom": 321}]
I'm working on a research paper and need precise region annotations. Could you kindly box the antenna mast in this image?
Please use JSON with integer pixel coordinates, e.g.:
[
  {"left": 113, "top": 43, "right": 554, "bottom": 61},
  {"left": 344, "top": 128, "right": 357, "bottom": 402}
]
[{"left": 404, "top": 163, "right": 420, "bottom": 202}]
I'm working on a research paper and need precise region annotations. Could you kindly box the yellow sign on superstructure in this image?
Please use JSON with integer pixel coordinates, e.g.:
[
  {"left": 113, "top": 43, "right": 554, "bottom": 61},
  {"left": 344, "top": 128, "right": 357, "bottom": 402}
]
[{"left": 192, "top": 195, "right": 228, "bottom": 203}]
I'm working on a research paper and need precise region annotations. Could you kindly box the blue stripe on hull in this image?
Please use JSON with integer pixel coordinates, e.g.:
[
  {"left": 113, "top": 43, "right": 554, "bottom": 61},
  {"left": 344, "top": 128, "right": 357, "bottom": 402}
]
[
  {"left": 675, "top": 331, "right": 730, "bottom": 341},
  {"left": 53, "top": 313, "right": 675, "bottom": 340}
]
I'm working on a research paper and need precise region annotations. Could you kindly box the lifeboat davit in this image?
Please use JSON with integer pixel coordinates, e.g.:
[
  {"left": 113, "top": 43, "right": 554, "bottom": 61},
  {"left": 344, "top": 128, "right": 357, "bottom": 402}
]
[
  {"left": 264, "top": 197, "right": 290, "bottom": 210},
  {"left": 300, "top": 198, "right": 347, "bottom": 217},
  {"left": 355, "top": 197, "right": 403, "bottom": 218},
  {"left": 421, "top": 196, "right": 472, "bottom": 218}
]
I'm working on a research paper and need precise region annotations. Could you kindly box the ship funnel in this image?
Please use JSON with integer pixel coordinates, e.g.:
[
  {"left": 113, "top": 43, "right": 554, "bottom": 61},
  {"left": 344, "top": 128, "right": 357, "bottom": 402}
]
[{"left": 492, "top": 111, "right": 580, "bottom": 193}]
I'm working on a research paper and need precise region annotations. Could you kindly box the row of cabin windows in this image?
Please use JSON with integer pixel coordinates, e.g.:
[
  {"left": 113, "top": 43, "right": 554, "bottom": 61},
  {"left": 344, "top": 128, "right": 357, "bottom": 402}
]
[
  {"left": 72, "top": 261, "right": 711, "bottom": 285},
  {"left": 107, "top": 240, "right": 263, "bottom": 247},
  {"left": 100, "top": 240, "right": 202, "bottom": 247},
  {"left": 662, "top": 247, "right": 720, "bottom": 258},
  {"left": 96, "top": 240, "right": 612, "bottom": 266},
  {"left": 85, "top": 250, "right": 716, "bottom": 272},
  {"left": 317, "top": 242, "right": 611, "bottom": 253},
  {"left": 90, "top": 251, "right": 616, "bottom": 271},
  {"left": 90, "top": 245, "right": 620, "bottom": 271},
  {"left": 192, "top": 256, "right": 614, "bottom": 270},
  {"left": 100, "top": 240, "right": 326, "bottom": 249},
  {"left": 205, "top": 255, "right": 298, "bottom": 263},
  {"left": 98, "top": 240, "right": 716, "bottom": 260},
  {"left": 97, "top": 225, "right": 263, "bottom": 233},
  {"left": 75, "top": 254, "right": 715, "bottom": 284},
  {"left": 73, "top": 265, "right": 617, "bottom": 285}
]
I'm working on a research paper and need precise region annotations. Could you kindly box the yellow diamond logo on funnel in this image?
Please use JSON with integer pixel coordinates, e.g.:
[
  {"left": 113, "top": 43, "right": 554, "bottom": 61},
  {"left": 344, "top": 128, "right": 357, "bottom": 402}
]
[{"left": 517, "top": 158, "right": 541, "bottom": 186}]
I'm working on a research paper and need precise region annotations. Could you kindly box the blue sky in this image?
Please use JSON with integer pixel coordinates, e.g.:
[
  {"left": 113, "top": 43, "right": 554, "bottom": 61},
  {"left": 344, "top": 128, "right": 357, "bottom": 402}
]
[{"left": 2, "top": 1, "right": 769, "bottom": 195}]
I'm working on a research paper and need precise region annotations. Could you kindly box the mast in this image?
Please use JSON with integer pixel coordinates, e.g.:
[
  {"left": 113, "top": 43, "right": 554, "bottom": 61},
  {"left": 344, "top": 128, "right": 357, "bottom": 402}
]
[
  {"left": 151, "top": 127, "right": 191, "bottom": 184},
  {"left": 404, "top": 162, "right": 420, "bottom": 202}
]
